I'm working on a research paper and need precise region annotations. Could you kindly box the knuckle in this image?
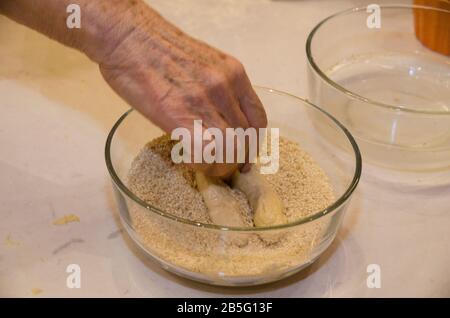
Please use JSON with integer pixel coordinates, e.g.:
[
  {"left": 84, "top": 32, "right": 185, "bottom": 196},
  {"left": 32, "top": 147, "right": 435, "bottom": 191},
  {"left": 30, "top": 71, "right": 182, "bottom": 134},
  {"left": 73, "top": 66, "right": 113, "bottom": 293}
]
[
  {"left": 205, "top": 68, "right": 228, "bottom": 89},
  {"left": 225, "top": 57, "right": 245, "bottom": 77}
]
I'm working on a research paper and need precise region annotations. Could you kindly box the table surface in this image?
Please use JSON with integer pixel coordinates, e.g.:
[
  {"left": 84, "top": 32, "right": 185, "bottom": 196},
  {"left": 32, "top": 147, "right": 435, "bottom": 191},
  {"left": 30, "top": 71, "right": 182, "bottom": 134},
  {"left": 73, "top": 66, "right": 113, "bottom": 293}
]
[{"left": 1, "top": 0, "right": 449, "bottom": 297}]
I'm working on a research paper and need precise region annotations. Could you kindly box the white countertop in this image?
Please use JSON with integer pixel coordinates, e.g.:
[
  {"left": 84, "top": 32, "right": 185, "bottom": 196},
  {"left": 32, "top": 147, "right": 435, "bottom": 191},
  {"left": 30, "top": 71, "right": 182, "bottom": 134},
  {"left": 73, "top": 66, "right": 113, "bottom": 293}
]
[{"left": 1, "top": 0, "right": 449, "bottom": 297}]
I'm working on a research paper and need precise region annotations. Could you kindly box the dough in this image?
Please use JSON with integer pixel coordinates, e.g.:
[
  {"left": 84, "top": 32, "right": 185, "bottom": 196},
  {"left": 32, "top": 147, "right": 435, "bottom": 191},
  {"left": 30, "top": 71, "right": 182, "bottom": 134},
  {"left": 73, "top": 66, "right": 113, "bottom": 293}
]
[
  {"left": 232, "top": 165, "right": 287, "bottom": 227},
  {"left": 195, "top": 172, "right": 247, "bottom": 227}
]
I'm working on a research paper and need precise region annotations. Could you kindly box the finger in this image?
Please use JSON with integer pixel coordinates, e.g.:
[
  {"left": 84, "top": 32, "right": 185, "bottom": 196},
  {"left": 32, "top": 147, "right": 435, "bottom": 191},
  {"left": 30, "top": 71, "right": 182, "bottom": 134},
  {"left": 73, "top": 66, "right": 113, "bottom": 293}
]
[
  {"left": 210, "top": 56, "right": 267, "bottom": 129},
  {"left": 206, "top": 83, "right": 252, "bottom": 171},
  {"left": 232, "top": 70, "right": 268, "bottom": 129},
  {"left": 170, "top": 95, "right": 240, "bottom": 178},
  {"left": 234, "top": 74, "right": 268, "bottom": 163},
  {"left": 203, "top": 70, "right": 250, "bottom": 129}
]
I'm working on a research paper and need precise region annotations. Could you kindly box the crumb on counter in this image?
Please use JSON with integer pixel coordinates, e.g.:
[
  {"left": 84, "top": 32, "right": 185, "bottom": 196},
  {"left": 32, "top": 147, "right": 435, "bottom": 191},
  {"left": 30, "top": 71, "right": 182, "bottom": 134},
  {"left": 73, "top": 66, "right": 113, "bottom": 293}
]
[
  {"left": 4, "top": 233, "right": 20, "bottom": 247},
  {"left": 31, "top": 288, "right": 43, "bottom": 296},
  {"left": 53, "top": 214, "right": 80, "bottom": 225}
]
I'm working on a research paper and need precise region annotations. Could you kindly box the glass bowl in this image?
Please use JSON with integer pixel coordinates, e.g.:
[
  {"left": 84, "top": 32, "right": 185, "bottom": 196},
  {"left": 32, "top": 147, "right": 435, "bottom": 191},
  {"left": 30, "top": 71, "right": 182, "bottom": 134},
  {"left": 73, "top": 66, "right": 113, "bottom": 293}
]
[
  {"left": 307, "top": 4, "right": 450, "bottom": 171},
  {"left": 105, "top": 87, "right": 361, "bottom": 286}
]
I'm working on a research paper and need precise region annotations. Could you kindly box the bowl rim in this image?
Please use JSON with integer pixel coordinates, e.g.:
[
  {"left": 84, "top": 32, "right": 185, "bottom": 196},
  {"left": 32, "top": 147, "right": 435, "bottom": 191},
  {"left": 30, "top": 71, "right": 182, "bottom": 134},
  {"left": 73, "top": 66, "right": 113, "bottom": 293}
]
[
  {"left": 105, "top": 86, "right": 362, "bottom": 232},
  {"left": 306, "top": 4, "right": 450, "bottom": 116}
]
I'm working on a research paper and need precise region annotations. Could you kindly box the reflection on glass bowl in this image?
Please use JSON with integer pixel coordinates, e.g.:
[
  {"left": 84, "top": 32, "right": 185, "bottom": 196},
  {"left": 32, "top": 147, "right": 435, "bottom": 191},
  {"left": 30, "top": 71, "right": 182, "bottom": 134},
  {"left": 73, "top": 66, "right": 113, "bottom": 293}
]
[
  {"left": 307, "top": 5, "right": 450, "bottom": 171},
  {"left": 105, "top": 87, "right": 361, "bottom": 286}
]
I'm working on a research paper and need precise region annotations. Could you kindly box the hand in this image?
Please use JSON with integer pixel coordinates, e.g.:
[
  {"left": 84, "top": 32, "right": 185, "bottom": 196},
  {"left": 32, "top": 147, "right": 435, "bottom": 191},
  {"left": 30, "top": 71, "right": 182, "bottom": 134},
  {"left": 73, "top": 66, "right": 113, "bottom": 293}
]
[{"left": 96, "top": 2, "right": 267, "bottom": 177}]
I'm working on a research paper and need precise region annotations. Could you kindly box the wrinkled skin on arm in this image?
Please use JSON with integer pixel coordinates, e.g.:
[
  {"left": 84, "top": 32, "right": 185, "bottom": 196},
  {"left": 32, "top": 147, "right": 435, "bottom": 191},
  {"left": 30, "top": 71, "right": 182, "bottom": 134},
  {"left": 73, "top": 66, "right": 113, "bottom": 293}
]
[{"left": 0, "top": 0, "right": 267, "bottom": 177}]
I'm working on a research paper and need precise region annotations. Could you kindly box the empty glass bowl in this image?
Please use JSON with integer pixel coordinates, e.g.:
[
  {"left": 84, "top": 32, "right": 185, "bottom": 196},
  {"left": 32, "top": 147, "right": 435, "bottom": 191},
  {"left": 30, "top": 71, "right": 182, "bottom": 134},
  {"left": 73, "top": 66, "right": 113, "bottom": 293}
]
[
  {"left": 105, "top": 87, "right": 361, "bottom": 286},
  {"left": 307, "top": 5, "right": 450, "bottom": 171}
]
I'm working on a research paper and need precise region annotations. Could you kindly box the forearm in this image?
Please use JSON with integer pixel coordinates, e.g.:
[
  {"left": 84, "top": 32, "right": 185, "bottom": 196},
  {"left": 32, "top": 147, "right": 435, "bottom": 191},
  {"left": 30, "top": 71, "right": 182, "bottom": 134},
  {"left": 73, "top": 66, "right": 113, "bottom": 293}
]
[
  {"left": 0, "top": 1, "right": 267, "bottom": 177},
  {"left": 0, "top": 0, "right": 163, "bottom": 63}
]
